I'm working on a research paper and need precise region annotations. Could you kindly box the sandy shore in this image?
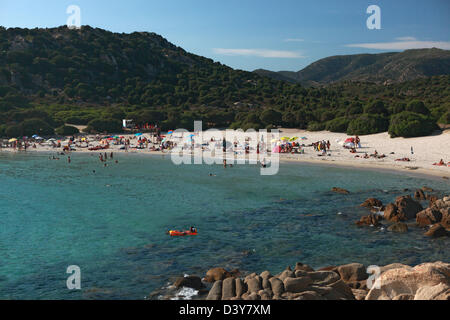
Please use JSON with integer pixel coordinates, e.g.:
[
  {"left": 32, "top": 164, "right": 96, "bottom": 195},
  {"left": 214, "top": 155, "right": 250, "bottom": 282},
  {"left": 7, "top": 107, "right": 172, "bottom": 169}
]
[{"left": 1, "top": 129, "right": 449, "bottom": 178}]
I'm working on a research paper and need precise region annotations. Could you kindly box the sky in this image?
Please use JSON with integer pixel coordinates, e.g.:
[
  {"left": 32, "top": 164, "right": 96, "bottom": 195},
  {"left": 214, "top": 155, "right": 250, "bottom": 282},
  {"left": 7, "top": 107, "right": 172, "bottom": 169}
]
[{"left": 0, "top": 0, "right": 449, "bottom": 71}]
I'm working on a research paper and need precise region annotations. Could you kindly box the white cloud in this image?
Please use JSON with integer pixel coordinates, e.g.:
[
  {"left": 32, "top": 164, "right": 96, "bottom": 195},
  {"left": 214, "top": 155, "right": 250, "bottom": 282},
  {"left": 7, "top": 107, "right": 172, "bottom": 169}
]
[
  {"left": 212, "top": 48, "right": 304, "bottom": 58},
  {"left": 284, "top": 38, "right": 305, "bottom": 42},
  {"left": 345, "top": 39, "right": 450, "bottom": 50},
  {"left": 395, "top": 36, "right": 417, "bottom": 41}
]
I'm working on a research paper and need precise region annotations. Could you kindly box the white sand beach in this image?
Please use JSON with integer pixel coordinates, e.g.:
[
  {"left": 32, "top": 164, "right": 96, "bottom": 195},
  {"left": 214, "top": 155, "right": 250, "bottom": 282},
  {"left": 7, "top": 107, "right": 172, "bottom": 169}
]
[{"left": 1, "top": 129, "right": 449, "bottom": 178}]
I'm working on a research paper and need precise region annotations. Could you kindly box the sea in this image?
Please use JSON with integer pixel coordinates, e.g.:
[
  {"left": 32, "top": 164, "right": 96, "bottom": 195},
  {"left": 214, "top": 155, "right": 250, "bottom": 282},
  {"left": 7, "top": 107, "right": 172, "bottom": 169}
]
[{"left": 0, "top": 151, "right": 448, "bottom": 299}]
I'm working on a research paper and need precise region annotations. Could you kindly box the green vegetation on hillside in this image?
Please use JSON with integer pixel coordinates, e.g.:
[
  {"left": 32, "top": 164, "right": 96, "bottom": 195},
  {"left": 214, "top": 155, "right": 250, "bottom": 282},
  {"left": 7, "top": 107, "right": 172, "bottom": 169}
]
[{"left": 0, "top": 26, "right": 449, "bottom": 138}]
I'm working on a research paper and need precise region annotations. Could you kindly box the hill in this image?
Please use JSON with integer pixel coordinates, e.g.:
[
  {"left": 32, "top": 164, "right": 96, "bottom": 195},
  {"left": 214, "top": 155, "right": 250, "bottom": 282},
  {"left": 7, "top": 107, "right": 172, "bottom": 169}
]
[
  {"left": 0, "top": 26, "right": 448, "bottom": 138},
  {"left": 254, "top": 49, "right": 450, "bottom": 86}
]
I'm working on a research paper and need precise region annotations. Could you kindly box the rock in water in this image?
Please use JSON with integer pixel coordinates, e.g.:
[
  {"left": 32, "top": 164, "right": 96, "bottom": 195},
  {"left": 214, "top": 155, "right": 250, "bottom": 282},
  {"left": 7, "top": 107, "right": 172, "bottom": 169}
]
[
  {"left": 360, "top": 198, "right": 383, "bottom": 208},
  {"left": 387, "top": 222, "right": 408, "bottom": 233},
  {"left": 332, "top": 187, "right": 350, "bottom": 194},
  {"left": 416, "top": 208, "right": 442, "bottom": 227},
  {"left": 283, "top": 277, "right": 313, "bottom": 293},
  {"left": 174, "top": 275, "right": 204, "bottom": 290},
  {"left": 204, "top": 267, "right": 232, "bottom": 282},
  {"left": 424, "top": 224, "right": 449, "bottom": 238}
]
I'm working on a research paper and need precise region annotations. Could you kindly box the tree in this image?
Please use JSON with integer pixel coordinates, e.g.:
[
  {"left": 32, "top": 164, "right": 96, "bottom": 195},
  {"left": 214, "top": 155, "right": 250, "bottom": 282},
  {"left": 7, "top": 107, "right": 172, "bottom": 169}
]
[
  {"left": 55, "top": 125, "right": 79, "bottom": 135},
  {"left": 21, "top": 118, "right": 54, "bottom": 136},
  {"left": 259, "top": 109, "right": 282, "bottom": 126},
  {"left": 347, "top": 114, "right": 389, "bottom": 135},
  {"left": 405, "top": 100, "right": 430, "bottom": 115},
  {"left": 388, "top": 112, "right": 436, "bottom": 138},
  {"left": 364, "top": 100, "right": 388, "bottom": 115}
]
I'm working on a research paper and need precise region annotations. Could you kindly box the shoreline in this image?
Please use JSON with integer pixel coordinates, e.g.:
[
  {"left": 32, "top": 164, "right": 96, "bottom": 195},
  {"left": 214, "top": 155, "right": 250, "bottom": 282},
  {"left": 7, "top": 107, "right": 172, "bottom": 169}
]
[{"left": 1, "top": 146, "right": 448, "bottom": 181}]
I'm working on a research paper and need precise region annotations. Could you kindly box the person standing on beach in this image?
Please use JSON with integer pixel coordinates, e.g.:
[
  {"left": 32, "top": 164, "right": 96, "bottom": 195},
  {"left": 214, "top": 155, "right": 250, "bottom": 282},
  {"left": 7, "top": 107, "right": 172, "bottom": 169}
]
[
  {"left": 411, "top": 146, "right": 414, "bottom": 155},
  {"left": 68, "top": 156, "right": 71, "bottom": 164}
]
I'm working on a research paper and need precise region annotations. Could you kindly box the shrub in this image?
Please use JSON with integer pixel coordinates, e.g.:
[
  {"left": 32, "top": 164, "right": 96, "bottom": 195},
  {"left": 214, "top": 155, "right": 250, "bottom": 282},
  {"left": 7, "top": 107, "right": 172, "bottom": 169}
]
[
  {"left": 86, "top": 118, "right": 122, "bottom": 133},
  {"left": 5, "top": 124, "right": 22, "bottom": 137},
  {"left": 405, "top": 100, "right": 430, "bottom": 115},
  {"left": 21, "top": 118, "right": 54, "bottom": 136},
  {"left": 364, "top": 100, "right": 388, "bottom": 115},
  {"left": 388, "top": 111, "right": 437, "bottom": 138},
  {"left": 55, "top": 125, "right": 79, "bottom": 135},
  {"left": 438, "top": 111, "right": 450, "bottom": 124},
  {"left": 347, "top": 114, "right": 389, "bottom": 135},
  {"left": 307, "top": 121, "right": 325, "bottom": 131},
  {"left": 325, "top": 117, "right": 349, "bottom": 133},
  {"left": 259, "top": 109, "right": 282, "bottom": 126}
]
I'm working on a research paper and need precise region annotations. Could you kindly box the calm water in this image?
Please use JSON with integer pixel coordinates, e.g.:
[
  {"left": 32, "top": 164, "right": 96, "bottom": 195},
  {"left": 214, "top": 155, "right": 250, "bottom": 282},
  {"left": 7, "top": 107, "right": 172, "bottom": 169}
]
[{"left": 0, "top": 151, "right": 449, "bottom": 299}]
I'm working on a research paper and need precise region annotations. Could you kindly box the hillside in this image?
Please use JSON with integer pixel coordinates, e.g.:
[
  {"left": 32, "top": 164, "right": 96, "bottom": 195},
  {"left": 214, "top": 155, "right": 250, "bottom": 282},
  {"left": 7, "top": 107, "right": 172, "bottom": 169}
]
[
  {"left": 0, "top": 26, "right": 449, "bottom": 138},
  {"left": 254, "top": 49, "right": 450, "bottom": 86}
]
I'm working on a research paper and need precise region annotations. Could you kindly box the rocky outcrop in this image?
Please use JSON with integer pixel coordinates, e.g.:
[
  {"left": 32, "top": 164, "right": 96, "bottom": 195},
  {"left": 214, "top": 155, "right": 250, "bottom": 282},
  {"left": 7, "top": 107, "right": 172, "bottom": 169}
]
[
  {"left": 424, "top": 224, "right": 449, "bottom": 238},
  {"left": 384, "top": 196, "right": 423, "bottom": 222},
  {"left": 355, "top": 214, "right": 382, "bottom": 227},
  {"left": 204, "top": 262, "right": 355, "bottom": 300},
  {"left": 416, "top": 208, "right": 442, "bottom": 227},
  {"left": 361, "top": 198, "right": 383, "bottom": 209},
  {"left": 200, "top": 260, "right": 449, "bottom": 300},
  {"left": 365, "top": 261, "right": 450, "bottom": 300},
  {"left": 204, "top": 267, "right": 234, "bottom": 283},
  {"left": 174, "top": 275, "right": 204, "bottom": 290}
]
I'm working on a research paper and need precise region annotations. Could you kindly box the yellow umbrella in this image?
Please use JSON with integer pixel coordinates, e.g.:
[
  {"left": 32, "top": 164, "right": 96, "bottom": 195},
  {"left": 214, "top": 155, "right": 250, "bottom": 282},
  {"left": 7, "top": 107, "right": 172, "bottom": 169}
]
[
  {"left": 8, "top": 138, "right": 17, "bottom": 142},
  {"left": 289, "top": 137, "right": 299, "bottom": 142},
  {"left": 281, "top": 136, "right": 290, "bottom": 141}
]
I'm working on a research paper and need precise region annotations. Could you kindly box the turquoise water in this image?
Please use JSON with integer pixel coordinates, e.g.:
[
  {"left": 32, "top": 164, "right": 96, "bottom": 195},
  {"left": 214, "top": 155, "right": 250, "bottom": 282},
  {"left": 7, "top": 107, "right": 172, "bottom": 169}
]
[{"left": 0, "top": 151, "right": 449, "bottom": 299}]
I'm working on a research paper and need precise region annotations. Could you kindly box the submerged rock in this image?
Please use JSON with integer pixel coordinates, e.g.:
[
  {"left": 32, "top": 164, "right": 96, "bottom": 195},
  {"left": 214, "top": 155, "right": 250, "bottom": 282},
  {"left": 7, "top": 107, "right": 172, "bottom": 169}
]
[
  {"left": 387, "top": 222, "right": 408, "bottom": 233},
  {"left": 332, "top": 187, "right": 350, "bottom": 194}
]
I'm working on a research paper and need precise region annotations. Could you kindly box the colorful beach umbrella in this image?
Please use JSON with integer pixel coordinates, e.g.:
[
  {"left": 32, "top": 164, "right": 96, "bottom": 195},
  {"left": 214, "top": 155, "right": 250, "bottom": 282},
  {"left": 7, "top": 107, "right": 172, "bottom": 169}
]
[
  {"left": 167, "top": 130, "right": 174, "bottom": 135},
  {"left": 281, "top": 136, "right": 290, "bottom": 141},
  {"left": 289, "top": 137, "right": 299, "bottom": 141},
  {"left": 135, "top": 133, "right": 143, "bottom": 136},
  {"left": 8, "top": 138, "right": 17, "bottom": 142}
]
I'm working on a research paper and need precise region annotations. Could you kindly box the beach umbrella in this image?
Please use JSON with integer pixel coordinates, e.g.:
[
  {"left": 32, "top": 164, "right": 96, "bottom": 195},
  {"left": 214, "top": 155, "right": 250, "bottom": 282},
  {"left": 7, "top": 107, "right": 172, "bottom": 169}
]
[
  {"left": 289, "top": 137, "right": 299, "bottom": 141},
  {"left": 135, "top": 133, "right": 143, "bottom": 136},
  {"left": 281, "top": 136, "right": 290, "bottom": 141},
  {"left": 167, "top": 130, "right": 174, "bottom": 135},
  {"left": 271, "top": 139, "right": 279, "bottom": 143},
  {"left": 8, "top": 138, "right": 17, "bottom": 142}
]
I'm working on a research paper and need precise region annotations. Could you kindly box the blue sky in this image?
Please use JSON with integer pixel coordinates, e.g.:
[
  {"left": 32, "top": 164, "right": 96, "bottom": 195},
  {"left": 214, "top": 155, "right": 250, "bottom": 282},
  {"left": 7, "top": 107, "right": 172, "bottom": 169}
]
[{"left": 0, "top": 0, "right": 449, "bottom": 71}]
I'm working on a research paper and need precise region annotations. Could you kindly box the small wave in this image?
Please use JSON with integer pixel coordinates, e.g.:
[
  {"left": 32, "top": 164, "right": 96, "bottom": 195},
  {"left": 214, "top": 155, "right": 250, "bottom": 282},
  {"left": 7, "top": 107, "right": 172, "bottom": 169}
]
[{"left": 170, "top": 287, "right": 199, "bottom": 300}]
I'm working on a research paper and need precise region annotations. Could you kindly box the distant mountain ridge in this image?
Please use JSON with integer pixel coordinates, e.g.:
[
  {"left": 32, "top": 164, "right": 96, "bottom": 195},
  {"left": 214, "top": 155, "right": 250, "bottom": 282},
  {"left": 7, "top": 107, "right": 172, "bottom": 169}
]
[{"left": 254, "top": 48, "right": 450, "bottom": 86}]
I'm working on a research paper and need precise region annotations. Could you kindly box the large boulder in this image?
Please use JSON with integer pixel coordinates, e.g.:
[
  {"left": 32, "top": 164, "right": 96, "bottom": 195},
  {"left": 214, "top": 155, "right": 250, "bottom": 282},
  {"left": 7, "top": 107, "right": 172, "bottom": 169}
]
[
  {"left": 269, "top": 277, "right": 285, "bottom": 296},
  {"left": 395, "top": 195, "right": 423, "bottom": 220},
  {"left": 387, "top": 222, "right": 408, "bottom": 233},
  {"left": 323, "top": 279, "right": 355, "bottom": 300},
  {"left": 365, "top": 261, "right": 450, "bottom": 300},
  {"left": 294, "top": 262, "right": 314, "bottom": 272},
  {"left": 235, "top": 278, "right": 246, "bottom": 298},
  {"left": 424, "top": 224, "right": 449, "bottom": 238},
  {"left": 414, "top": 189, "right": 426, "bottom": 200},
  {"left": 206, "top": 280, "right": 222, "bottom": 300},
  {"left": 204, "top": 267, "right": 232, "bottom": 283},
  {"left": 245, "top": 276, "right": 262, "bottom": 293},
  {"left": 383, "top": 203, "right": 399, "bottom": 221},
  {"left": 221, "top": 277, "right": 236, "bottom": 300},
  {"left": 336, "top": 263, "right": 368, "bottom": 282},
  {"left": 276, "top": 268, "right": 295, "bottom": 281},
  {"left": 414, "top": 283, "right": 450, "bottom": 300},
  {"left": 416, "top": 208, "right": 442, "bottom": 227},
  {"left": 355, "top": 214, "right": 382, "bottom": 227},
  {"left": 361, "top": 198, "right": 383, "bottom": 208},
  {"left": 307, "top": 271, "right": 341, "bottom": 286},
  {"left": 283, "top": 276, "right": 313, "bottom": 293},
  {"left": 174, "top": 275, "right": 204, "bottom": 290},
  {"left": 440, "top": 208, "right": 450, "bottom": 229}
]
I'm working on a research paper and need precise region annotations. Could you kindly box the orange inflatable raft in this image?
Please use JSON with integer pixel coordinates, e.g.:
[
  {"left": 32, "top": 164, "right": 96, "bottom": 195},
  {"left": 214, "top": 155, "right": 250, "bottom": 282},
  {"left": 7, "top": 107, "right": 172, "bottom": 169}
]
[{"left": 169, "top": 230, "right": 198, "bottom": 237}]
